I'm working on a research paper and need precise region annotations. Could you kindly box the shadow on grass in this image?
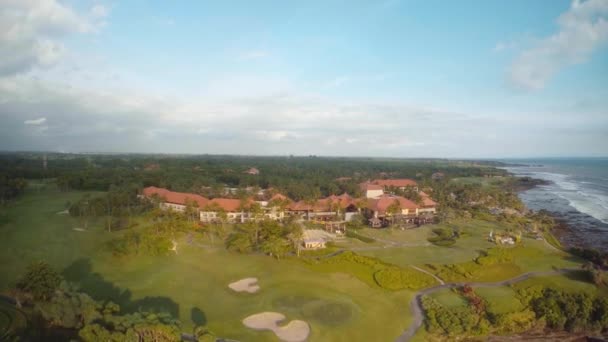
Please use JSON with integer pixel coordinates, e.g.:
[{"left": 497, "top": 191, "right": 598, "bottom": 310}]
[
  {"left": 191, "top": 307, "right": 206, "bottom": 326},
  {"left": 62, "top": 258, "right": 183, "bottom": 319},
  {"left": 562, "top": 269, "right": 594, "bottom": 284}
]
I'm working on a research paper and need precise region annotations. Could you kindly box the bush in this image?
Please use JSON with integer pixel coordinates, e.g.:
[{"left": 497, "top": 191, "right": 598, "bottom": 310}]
[
  {"left": 345, "top": 230, "right": 375, "bottom": 243},
  {"left": 475, "top": 248, "right": 512, "bottom": 266},
  {"left": 422, "top": 296, "right": 490, "bottom": 337},
  {"left": 373, "top": 267, "right": 436, "bottom": 290},
  {"left": 428, "top": 227, "right": 457, "bottom": 247},
  {"left": 16, "top": 261, "right": 62, "bottom": 301}
]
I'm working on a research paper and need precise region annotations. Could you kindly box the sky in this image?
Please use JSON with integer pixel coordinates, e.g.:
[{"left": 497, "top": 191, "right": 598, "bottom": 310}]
[{"left": 0, "top": 0, "right": 607, "bottom": 158}]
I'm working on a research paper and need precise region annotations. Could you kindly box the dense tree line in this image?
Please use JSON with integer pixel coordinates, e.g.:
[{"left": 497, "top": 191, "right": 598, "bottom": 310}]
[
  {"left": 0, "top": 152, "right": 508, "bottom": 201},
  {"left": 529, "top": 288, "right": 608, "bottom": 333},
  {"left": 69, "top": 185, "right": 153, "bottom": 231},
  {"left": 0, "top": 174, "right": 27, "bottom": 203},
  {"left": 424, "top": 285, "right": 608, "bottom": 338}
]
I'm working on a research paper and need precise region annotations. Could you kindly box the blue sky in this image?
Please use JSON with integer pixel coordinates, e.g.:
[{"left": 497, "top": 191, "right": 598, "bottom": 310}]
[{"left": 1, "top": 0, "right": 607, "bottom": 157}]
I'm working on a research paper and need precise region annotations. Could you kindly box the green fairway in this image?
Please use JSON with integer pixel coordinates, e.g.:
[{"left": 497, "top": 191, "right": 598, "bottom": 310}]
[
  {"left": 0, "top": 183, "right": 108, "bottom": 290},
  {"left": 428, "top": 289, "right": 466, "bottom": 308},
  {"left": 73, "top": 244, "right": 414, "bottom": 341},
  {"left": 359, "top": 219, "right": 583, "bottom": 282},
  {"left": 475, "top": 287, "right": 523, "bottom": 315}
]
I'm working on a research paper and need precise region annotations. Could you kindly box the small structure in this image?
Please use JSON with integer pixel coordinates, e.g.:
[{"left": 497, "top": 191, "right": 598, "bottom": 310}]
[
  {"left": 324, "top": 221, "right": 346, "bottom": 234},
  {"left": 431, "top": 172, "right": 445, "bottom": 181},
  {"left": 369, "top": 217, "right": 382, "bottom": 228},
  {"left": 244, "top": 167, "right": 260, "bottom": 175},
  {"left": 303, "top": 238, "right": 326, "bottom": 249}
]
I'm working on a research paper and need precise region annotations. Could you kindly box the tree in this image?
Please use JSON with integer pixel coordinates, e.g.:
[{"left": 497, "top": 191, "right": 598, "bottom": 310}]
[
  {"left": 225, "top": 232, "right": 253, "bottom": 253},
  {"left": 261, "top": 236, "right": 290, "bottom": 260},
  {"left": 386, "top": 199, "right": 401, "bottom": 226},
  {"left": 286, "top": 223, "right": 304, "bottom": 257},
  {"left": 184, "top": 199, "right": 199, "bottom": 223},
  {"left": 35, "top": 282, "right": 101, "bottom": 329},
  {"left": 15, "top": 261, "right": 62, "bottom": 301}
]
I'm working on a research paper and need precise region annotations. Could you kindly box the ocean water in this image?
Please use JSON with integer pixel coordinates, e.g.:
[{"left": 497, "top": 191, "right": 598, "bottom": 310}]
[{"left": 502, "top": 158, "right": 608, "bottom": 251}]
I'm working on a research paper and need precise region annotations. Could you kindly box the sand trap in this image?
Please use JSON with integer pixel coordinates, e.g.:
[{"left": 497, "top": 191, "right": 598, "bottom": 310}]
[
  {"left": 243, "top": 312, "right": 310, "bottom": 342},
  {"left": 73, "top": 228, "right": 86, "bottom": 232},
  {"left": 57, "top": 210, "right": 69, "bottom": 215},
  {"left": 228, "top": 277, "right": 260, "bottom": 293}
]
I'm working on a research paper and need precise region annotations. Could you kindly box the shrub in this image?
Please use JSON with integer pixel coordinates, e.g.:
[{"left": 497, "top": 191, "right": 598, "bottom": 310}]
[
  {"left": 16, "top": 261, "right": 62, "bottom": 301},
  {"left": 345, "top": 230, "right": 375, "bottom": 243},
  {"left": 374, "top": 267, "right": 436, "bottom": 290}
]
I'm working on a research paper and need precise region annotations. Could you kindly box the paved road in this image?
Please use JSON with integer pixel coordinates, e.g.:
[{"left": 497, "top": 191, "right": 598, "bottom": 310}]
[{"left": 395, "top": 268, "right": 578, "bottom": 342}]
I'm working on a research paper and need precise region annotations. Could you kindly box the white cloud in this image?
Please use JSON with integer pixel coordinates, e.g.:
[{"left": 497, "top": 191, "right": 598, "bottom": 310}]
[
  {"left": 24, "top": 117, "right": 46, "bottom": 125},
  {"left": 0, "top": 0, "right": 108, "bottom": 77},
  {"left": 508, "top": 0, "right": 608, "bottom": 90}
]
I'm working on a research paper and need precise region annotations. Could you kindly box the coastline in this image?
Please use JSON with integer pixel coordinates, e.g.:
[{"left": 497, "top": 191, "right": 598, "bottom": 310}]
[{"left": 512, "top": 175, "right": 603, "bottom": 251}]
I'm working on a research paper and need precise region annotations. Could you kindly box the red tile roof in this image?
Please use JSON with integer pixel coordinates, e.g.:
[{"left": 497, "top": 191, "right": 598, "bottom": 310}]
[
  {"left": 206, "top": 198, "right": 246, "bottom": 212},
  {"left": 371, "top": 179, "right": 418, "bottom": 188},
  {"left": 367, "top": 195, "right": 419, "bottom": 215},
  {"left": 359, "top": 182, "right": 384, "bottom": 191},
  {"left": 289, "top": 194, "right": 361, "bottom": 212},
  {"left": 289, "top": 200, "right": 314, "bottom": 211},
  {"left": 419, "top": 191, "right": 437, "bottom": 207},
  {"left": 142, "top": 186, "right": 209, "bottom": 208},
  {"left": 269, "top": 193, "right": 290, "bottom": 202}
]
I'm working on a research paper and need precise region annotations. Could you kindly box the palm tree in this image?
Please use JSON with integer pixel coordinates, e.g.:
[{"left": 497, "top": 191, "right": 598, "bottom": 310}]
[
  {"left": 287, "top": 224, "right": 304, "bottom": 257},
  {"left": 386, "top": 199, "right": 401, "bottom": 226}
]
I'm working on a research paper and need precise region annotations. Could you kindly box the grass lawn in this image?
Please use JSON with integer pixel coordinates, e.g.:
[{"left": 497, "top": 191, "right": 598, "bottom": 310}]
[
  {"left": 1, "top": 185, "right": 414, "bottom": 341},
  {"left": 79, "top": 244, "right": 415, "bottom": 341},
  {"left": 0, "top": 183, "right": 108, "bottom": 290},
  {"left": 475, "top": 287, "right": 523, "bottom": 315},
  {"left": 428, "top": 289, "right": 466, "bottom": 308},
  {"left": 511, "top": 272, "right": 606, "bottom": 296},
  {"left": 359, "top": 219, "right": 583, "bottom": 282}
]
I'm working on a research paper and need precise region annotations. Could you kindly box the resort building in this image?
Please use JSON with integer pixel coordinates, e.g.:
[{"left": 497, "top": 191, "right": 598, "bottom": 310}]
[
  {"left": 142, "top": 179, "right": 438, "bottom": 229},
  {"left": 359, "top": 182, "right": 384, "bottom": 199},
  {"left": 142, "top": 186, "right": 208, "bottom": 212},
  {"left": 369, "top": 178, "right": 419, "bottom": 192}
]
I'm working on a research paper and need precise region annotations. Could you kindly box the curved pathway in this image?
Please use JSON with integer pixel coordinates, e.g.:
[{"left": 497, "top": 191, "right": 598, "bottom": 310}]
[
  {"left": 395, "top": 268, "right": 578, "bottom": 342},
  {"left": 410, "top": 265, "right": 444, "bottom": 285}
]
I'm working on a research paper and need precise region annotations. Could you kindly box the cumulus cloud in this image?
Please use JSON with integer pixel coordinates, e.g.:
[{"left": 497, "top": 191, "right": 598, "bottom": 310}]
[
  {"left": 24, "top": 117, "right": 46, "bottom": 125},
  {"left": 0, "top": 0, "right": 108, "bottom": 77},
  {"left": 508, "top": 0, "right": 608, "bottom": 90}
]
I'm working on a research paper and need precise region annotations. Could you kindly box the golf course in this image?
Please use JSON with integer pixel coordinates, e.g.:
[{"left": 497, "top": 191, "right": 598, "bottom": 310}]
[{"left": 0, "top": 182, "right": 604, "bottom": 341}]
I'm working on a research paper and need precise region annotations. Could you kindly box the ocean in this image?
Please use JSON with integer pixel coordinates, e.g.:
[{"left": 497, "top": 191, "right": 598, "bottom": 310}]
[{"left": 502, "top": 158, "right": 608, "bottom": 251}]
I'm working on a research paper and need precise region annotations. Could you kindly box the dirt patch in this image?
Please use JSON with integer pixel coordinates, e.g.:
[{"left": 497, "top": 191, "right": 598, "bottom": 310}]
[
  {"left": 243, "top": 312, "right": 310, "bottom": 342},
  {"left": 228, "top": 277, "right": 260, "bottom": 293}
]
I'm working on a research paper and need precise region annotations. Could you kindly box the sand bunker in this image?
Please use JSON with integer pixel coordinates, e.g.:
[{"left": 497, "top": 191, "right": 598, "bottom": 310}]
[
  {"left": 228, "top": 277, "right": 260, "bottom": 293},
  {"left": 57, "top": 210, "right": 69, "bottom": 215},
  {"left": 73, "top": 228, "right": 86, "bottom": 232},
  {"left": 243, "top": 312, "right": 310, "bottom": 342}
]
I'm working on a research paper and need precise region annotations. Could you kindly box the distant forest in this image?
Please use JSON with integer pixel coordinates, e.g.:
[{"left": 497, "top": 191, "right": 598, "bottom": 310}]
[{"left": 0, "top": 153, "right": 507, "bottom": 202}]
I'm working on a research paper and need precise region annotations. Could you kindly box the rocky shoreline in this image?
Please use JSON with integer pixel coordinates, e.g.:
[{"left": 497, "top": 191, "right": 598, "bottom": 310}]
[{"left": 512, "top": 175, "right": 605, "bottom": 251}]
